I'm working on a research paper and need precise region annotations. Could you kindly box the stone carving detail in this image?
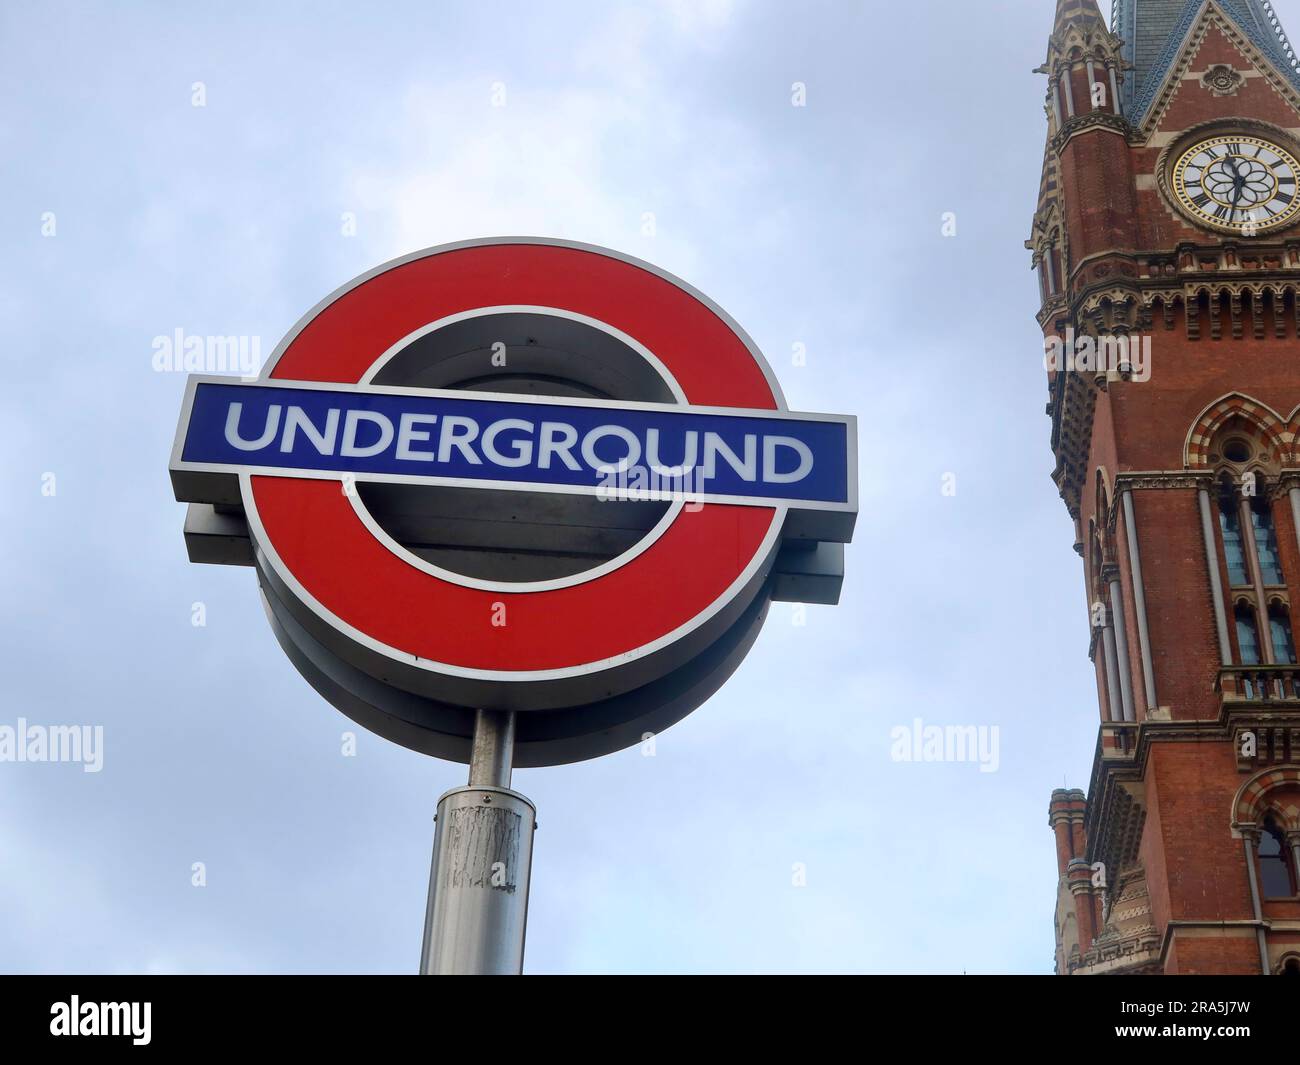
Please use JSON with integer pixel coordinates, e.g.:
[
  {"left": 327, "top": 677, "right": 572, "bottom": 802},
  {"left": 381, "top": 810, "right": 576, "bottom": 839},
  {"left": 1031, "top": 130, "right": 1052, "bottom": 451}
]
[
  {"left": 1113, "top": 471, "right": 1215, "bottom": 492},
  {"left": 1050, "top": 109, "right": 1129, "bottom": 153},
  {"left": 1201, "top": 64, "right": 1243, "bottom": 96},
  {"left": 1068, "top": 865, "right": 1161, "bottom": 975}
]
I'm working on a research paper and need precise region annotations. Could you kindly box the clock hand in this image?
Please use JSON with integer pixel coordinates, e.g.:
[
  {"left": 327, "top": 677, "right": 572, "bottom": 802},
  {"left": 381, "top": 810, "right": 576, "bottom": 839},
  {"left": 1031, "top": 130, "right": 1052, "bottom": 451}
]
[
  {"left": 1226, "top": 159, "right": 1245, "bottom": 195},
  {"left": 1230, "top": 158, "right": 1247, "bottom": 200}
]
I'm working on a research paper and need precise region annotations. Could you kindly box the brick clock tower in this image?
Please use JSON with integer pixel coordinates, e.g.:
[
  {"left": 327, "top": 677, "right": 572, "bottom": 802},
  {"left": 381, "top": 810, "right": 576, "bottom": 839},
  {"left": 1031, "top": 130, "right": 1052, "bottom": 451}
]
[{"left": 1031, "top": 0, "right": 1300, "bottom": 974}]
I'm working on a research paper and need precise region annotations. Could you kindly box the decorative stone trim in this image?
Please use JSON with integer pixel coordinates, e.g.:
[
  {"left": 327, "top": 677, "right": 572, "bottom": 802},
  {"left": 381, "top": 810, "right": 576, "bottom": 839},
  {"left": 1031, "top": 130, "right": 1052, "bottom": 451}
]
[
  {"left": 1201, "top": 64, "right": 1244, "bottom": 97},
  {"left": 1231, "top": 764, "right": 1300, "bottom": 835},
  {"left": 1232, "top": 723, "right": 1300, "bottom": 771},
  {"left": 1273, "top": 951, "right": 1300, "bottom": 975},
  {"left": 1051, "top": 109, "right": 1130, "bottom": 154},
  {"left": 1141, "top": 5, "right": 1300, "bottom": 136},
  {"left": 1184, "top": 394, "right": 1296, "bottom": 468},
  {"left": 1113, "top": 471, "right": 1215, "bottom": 491}
]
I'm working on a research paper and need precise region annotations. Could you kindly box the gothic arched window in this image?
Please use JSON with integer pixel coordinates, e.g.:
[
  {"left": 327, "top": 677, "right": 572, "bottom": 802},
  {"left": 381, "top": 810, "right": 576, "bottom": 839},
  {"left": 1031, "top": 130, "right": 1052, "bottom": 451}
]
[
  {"left": 1218, "top": 482, "right": 1250, "bottom": 587},
  {"left": 1269, "top": 604, "right": 1296, "bottom": 664},
  {"left": 1207, "top": 420, "right": 1290, "bottom": 668},
  {"left": 1258, "top": 815, "right": 1296, "bottom": 898},
  {"left": 1250, "top": 498, "right": 1285, "bottom": 585},
  {"left": 1236, "top": 604, "right": 1262, "bottom": 665}
]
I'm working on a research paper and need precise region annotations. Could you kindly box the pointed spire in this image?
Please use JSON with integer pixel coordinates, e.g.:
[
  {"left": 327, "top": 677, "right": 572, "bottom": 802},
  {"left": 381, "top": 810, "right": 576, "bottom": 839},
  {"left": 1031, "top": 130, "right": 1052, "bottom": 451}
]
[
  {"left": 1047, "top": 0, "right": 1115, "bottom": 57},
  {"left": 1039, "top": 0, "right": 1126, "bottom": 123},
  {"left": 1054, "top": 0, "right": 1106, "bottom": 33},
  {"left": 1055, "top": 0, "right": 1105, "bottom": 24}
]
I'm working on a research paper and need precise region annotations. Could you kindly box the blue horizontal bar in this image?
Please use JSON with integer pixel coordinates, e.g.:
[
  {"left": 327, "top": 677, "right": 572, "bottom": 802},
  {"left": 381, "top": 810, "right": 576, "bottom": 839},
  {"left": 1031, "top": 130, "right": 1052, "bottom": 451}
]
[{"left": 178, "top": 380, "right": 852, "bottom": 506}]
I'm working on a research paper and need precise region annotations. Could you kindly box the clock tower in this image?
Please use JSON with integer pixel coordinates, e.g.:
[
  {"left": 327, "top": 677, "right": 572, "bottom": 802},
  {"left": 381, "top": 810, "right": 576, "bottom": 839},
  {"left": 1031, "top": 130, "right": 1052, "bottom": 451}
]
[{"left": 1031, "top": 0, "right": 1300, "bottom": 974}]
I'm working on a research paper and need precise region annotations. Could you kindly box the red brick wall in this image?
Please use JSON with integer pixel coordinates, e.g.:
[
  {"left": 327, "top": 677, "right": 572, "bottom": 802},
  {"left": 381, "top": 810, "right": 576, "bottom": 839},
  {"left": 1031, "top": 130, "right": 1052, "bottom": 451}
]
[
  {"left": 1150, "top": 744, "right": 1255, "bottom": 922},
  {"left": 1141, "top": 762, "right": 1173, "bottom": 936},
  {"left": 1165, "top": 933, "right": 1261, "bottom": 974},
  {"left": 1127, "top": 488, "right": 1222, "bottom": 719},
  {"left": 1145, "top": 744, "right": 1261, "bottom": 974},
  {"left": 1060, "top": 131, "right": 1137, "bottom": 266}
]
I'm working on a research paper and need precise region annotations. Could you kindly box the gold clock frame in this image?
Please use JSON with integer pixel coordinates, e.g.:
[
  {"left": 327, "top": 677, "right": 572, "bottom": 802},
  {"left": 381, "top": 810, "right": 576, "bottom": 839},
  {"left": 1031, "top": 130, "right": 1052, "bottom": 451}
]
[{"left": 1158, "top": 120, "right": 1300, "bottom": 237}]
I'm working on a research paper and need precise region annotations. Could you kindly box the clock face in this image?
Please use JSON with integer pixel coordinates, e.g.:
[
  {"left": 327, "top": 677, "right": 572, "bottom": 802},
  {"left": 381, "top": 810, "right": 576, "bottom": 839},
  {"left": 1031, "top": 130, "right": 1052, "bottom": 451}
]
[{"left": 1171, "top": 134, "right": 1300, "bottom": 233}]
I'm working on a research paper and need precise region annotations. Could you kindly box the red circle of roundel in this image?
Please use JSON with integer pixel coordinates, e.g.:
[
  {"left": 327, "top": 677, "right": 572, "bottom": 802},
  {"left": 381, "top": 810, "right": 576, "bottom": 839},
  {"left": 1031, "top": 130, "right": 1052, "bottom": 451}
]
[{"left": 249, "top": 241, "right": 782, "bottom": 676}]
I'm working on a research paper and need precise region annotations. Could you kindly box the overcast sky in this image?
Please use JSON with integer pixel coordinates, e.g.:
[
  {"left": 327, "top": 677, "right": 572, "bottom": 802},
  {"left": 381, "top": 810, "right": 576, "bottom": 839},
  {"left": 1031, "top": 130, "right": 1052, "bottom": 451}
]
[{"left": 5, "top": 0, "right": 1291, "bottom": 975}]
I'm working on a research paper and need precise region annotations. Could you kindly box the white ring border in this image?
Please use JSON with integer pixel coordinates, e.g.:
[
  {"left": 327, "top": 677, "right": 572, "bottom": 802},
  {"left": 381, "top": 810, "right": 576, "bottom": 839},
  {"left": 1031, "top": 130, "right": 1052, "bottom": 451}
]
[{"left": 349, "top": 304, "right": 687, "bottom": 593}]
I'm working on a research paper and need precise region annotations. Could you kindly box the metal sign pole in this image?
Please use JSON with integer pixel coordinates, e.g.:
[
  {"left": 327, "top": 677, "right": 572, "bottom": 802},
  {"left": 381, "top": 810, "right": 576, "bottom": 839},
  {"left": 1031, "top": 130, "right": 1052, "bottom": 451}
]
[{"left": 419, "top": 710, "right": 537, "bottom": 975}]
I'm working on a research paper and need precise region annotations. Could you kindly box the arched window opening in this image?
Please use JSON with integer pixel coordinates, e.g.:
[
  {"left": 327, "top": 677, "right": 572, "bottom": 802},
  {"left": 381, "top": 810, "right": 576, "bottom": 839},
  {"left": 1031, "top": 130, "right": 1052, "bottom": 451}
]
[
  {"left": 1269, "top": 604, "right": 1296, "bottom": 664},
  {"left": 1211, "top": 478, "right": 1253, "bottom": 587},
  {"left": 1219, "top": 484, "right": 1250, "bottom": 586},
  {"left": 1283, "top": 956, "right": 1300, "bottom": 976},
  {"left": 1258, "top": 815, "right": 1297, "bottom": 898},
  {"left": 1250, "top": 497, "right": 1285, "bottom": 585},
  {"left": 1236, "top": 604, "right": 1262, "bottom": 665},
  {"left": 1094, "top": 474, "right": 1110, "bottom": 551}
]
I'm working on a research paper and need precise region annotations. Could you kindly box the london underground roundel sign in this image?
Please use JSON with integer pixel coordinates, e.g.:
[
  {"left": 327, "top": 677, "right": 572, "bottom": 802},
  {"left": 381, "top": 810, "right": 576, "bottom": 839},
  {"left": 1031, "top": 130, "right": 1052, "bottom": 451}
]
[{"left": 170, "top": 239, "right": 856, "bottom": 766}]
